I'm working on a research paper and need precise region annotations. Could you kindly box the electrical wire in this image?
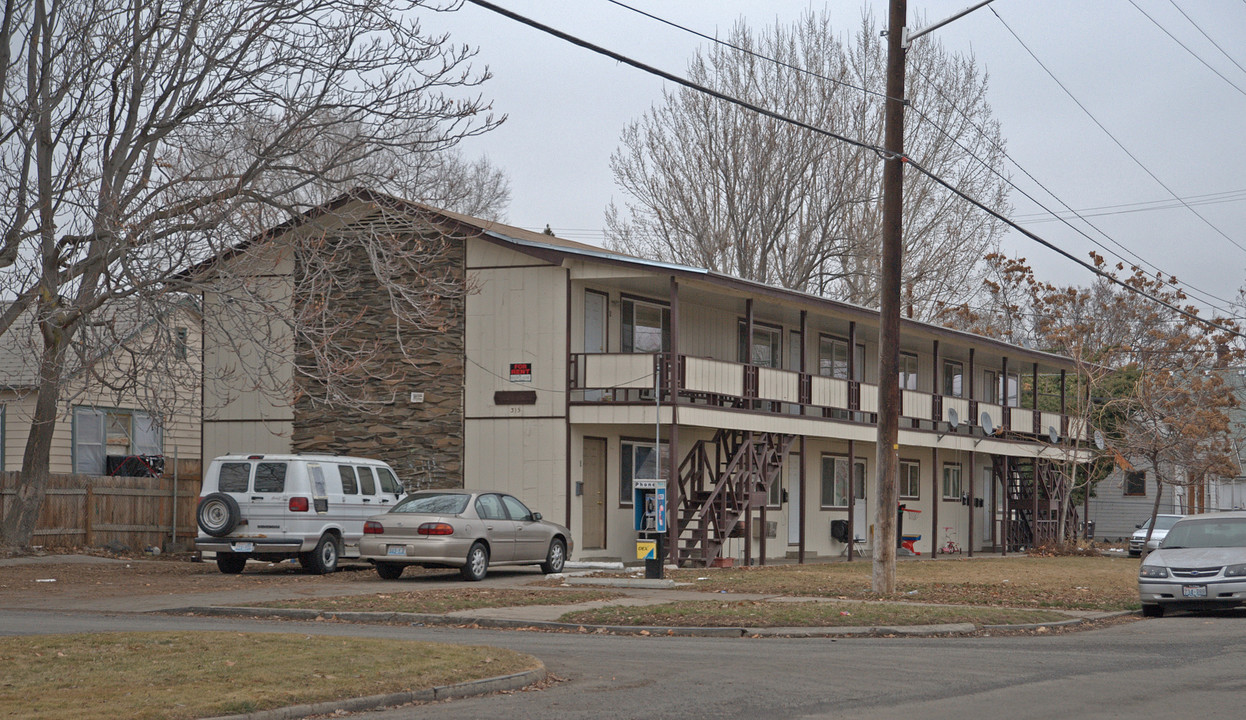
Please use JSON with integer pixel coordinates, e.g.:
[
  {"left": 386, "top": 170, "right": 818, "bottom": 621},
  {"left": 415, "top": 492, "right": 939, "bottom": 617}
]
[
  {"left": 602, "top": 0, "right": 1246, "bottom": 316},
  {"left": 1129, "top": 0, "right": 1246, "bottom": 99},
  {"left": 461, "top": 0, "right": 1246, "bottom": 341},
  {"left": 991, "top": 6, "right": 1246, "bottom": 259}
]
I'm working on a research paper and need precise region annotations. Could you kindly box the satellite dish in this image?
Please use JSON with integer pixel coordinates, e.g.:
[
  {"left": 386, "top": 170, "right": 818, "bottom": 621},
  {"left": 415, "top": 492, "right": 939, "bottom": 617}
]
[
  {"left": 1094, "top": 429, "right": 1105, "bottom": 450},
  {"left": 948, "top": 407, "right": 960, "bottom": 429},
  {"left": 1048, "top": 425, "right": 1060, "bottom": 444},
  {"left": 980, "top": 412, "right": 995, "bottom": 435}
]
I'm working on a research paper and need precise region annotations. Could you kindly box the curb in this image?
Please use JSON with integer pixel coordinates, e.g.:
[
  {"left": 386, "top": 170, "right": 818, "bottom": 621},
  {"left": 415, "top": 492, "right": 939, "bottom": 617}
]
[
  {"left": 169, "top": 605, "right": 1115, "bottom": 638},
  {"left": 197, "top": 666, "right": 546, "bottom": 720}
]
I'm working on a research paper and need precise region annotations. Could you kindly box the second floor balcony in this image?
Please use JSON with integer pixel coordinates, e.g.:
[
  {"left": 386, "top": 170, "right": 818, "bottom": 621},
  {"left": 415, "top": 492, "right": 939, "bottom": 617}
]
[{"left": 569, "top": 352, "right": 1088, "bottom": 449}]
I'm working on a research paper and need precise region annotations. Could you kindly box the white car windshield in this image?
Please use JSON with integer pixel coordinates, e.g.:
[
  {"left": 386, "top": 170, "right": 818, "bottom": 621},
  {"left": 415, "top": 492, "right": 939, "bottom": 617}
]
[{"left": 1161, "top": 519, "right": 1246, "bottom": 549}]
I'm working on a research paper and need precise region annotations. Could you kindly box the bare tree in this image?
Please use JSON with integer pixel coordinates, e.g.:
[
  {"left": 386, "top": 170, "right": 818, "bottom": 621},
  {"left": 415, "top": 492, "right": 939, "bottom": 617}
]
[
  {"left": 0, "top": 0, "right": 500, "bottom": 548},
  {"left": 605, "top": 10, "right": 1010, "bottom": 320}
]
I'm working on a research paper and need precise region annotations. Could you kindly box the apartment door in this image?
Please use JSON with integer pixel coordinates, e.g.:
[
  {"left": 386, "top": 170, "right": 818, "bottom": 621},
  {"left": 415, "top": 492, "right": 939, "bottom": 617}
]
[
  {"left": 584, "top": 291, "right": 607, "bottom": 401},
  {"left": 582, "top": 437, "right": 607, "bottom": 549},
  {"left": 979, "top": 466, "right": 994, "bottom": 546},
  {"left": 787, "top": 453, "right": 801, "bottom": 545}
]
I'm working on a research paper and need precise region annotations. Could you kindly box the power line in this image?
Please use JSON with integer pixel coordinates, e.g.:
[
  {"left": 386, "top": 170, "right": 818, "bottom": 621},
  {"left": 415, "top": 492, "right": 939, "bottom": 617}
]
[
  {"left": 462, "top": 0, "right": 1246, "bottom": 341},
  {"left": 600, "top": 0, "right": 1246, "bottom": 316},
  {"left": 1129, "top": 0, "right": 1246, "bottom": 99},
  {"left": 991, "top": 5, "right": 1246, "bottom": 259}
]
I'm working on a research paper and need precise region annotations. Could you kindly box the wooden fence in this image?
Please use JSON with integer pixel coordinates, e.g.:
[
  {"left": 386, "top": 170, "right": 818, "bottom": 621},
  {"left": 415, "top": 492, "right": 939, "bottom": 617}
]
[{"left": 0, "top": 459, "right": 202, "bottom": 551}]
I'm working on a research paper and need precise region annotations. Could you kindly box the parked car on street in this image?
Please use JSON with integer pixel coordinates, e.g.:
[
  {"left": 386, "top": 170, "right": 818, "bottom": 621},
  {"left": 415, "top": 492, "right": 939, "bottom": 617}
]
[
  {"left": 358, "top": 489, "right": 572, "bottom": 581},
  {"left": 1129, "top": 514, "right": 1184, "bottom": 557},
  {"left": 1139, "top": 512, "right": 1246, "bottom": 617},
  {"left": 195, "top": 454, "right": 404, "bottom": 574}
]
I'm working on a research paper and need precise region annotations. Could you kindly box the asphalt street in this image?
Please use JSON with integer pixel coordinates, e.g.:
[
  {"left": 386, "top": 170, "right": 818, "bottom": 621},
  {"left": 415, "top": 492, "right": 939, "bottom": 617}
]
[{"left": 3, "top": 607, "right": 1244, "bottom": 719}]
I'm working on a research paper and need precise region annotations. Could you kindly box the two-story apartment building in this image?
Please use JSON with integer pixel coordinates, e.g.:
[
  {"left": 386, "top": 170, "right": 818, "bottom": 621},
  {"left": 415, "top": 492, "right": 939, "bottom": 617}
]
[{"left": 199, "top": 190, "right": 1092, "bottom": 565}]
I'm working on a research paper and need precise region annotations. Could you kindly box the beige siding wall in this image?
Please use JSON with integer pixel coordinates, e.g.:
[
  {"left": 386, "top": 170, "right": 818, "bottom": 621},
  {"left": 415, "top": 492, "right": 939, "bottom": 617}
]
[
  {"left": 465, "top": 417, "right": 566, "bottom": 524},
  {"left": 202, "top": 242, "right": 295, "bottom": 460},
  {"left": 467, "top": 238, "right": 551, "bottom": 269},
  {"left": 465, "top": 262, "right": 567, "bottom": 418}
]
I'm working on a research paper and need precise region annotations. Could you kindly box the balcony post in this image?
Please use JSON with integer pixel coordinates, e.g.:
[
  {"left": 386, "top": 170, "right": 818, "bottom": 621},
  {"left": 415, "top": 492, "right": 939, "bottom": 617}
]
[{"left": 667, "top": 276, "right": 680, "bottom": 567}]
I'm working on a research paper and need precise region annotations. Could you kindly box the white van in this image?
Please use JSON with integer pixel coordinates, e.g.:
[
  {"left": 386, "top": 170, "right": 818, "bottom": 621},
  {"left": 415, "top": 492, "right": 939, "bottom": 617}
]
[{"left": 194, "top": 454, "right": 404, "bottom": 574}]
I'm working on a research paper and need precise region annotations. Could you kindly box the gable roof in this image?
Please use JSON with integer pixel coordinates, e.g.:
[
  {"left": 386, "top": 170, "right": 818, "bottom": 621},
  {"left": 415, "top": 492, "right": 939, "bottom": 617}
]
[{"left": 197, "top": 188, "right": 1081, "bottom": 371}]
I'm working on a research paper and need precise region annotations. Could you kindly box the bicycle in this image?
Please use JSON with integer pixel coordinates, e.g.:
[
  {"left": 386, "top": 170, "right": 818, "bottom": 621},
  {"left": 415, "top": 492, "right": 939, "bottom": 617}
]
[{"left": 938, "top": 526, "right": 962, "bottom": 554}]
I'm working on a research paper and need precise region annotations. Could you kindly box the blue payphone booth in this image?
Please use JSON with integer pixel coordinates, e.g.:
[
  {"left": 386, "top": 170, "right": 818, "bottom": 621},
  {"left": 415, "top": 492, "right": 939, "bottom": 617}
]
[{"left": 633, "top": 479, "right": 666, "bottom": 578}]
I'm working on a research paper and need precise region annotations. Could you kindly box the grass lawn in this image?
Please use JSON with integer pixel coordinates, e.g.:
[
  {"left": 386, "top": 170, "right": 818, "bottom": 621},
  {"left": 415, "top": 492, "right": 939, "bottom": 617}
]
[
  {"left": 253, "top": 587, "right": 620, "bottom": 613},
  {"left": 0, "top": 632, "right": 539, "bottom": 720},
  {"left": 649, "top": 555, "right": 1141, "bottom": 611},
  {"left": 560, "top": 600, "right": 1072, "bottom": 628}
]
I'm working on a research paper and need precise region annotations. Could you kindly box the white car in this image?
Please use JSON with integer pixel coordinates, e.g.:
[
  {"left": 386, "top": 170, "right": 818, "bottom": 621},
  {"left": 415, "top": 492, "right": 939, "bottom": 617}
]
[
  {"left": 195, "top": 454, "right": 404, "bottom": 574},
  {"left": 1129, "top": 514, "right": 1184, "bottom": 557},
  {"left": 1139, "top": 512, "right": 1246, "bottom": 617}
]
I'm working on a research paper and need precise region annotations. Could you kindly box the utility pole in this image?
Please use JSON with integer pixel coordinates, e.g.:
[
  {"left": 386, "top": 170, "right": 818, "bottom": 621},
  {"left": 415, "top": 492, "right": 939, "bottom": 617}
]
[
  {"left": 874, "top": 0, "right": 994, "bottom": 594},
  {"left": 873, "top": 0, "right": 906, "bottom": 594}
]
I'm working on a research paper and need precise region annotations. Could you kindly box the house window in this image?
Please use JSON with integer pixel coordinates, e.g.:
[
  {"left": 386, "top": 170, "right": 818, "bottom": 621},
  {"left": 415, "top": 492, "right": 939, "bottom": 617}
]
[
  {"left": 982, "top": 370, "right": 998, "bottom": 404},
  {"left": 821, "top": 454, "right": 866, "bottom": 508},
  {"left": 1125, "top": 471, "right": 1146, "bottom": 497},
  {"left": 942, "top": 463, "right": 963, "bottom": 501},
  {"left": 620, "top": 439, "right": 668, "bottom": 507},
  {"left": 942, "top": 359, "right": 963, "bottom": 397},
  {"left": 899, "top": 352, "right": 919, "bottom": 391},
  {"left": 900, "top": 460, "right": 921, "bottom": 499},
  {"left": 621, "top": 297, "right": 669, "bottom": 353},
  {"left": 73, "top": 407, "right": 163, "bottom": 475},
  {"left": 175, "top": 326, "right": 188, "bottom": 360},
  {"left": 738, "top": 321, "right": 782, "bottom": 368}
]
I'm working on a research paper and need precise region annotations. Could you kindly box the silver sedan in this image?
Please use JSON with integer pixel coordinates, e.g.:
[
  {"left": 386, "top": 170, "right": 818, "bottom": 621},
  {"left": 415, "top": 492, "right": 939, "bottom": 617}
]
[
  {"left": 358, "top": 489, "right": 572, "bottom": 581},
  {"left": 1139, "top": 511, "right": 1246, "bottom": 617}
]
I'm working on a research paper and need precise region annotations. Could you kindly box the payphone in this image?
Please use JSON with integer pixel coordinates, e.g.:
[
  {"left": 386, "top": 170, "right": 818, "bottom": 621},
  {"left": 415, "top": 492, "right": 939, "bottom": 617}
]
[{"left": 633, "top": 479, "right": 666, "bottom": 579}]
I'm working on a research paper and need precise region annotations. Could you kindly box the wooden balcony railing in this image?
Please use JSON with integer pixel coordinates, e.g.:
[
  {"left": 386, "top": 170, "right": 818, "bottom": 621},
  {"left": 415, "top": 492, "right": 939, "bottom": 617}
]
[{"left": 569, "top": 353, "right": 1088, "bottom": 442}]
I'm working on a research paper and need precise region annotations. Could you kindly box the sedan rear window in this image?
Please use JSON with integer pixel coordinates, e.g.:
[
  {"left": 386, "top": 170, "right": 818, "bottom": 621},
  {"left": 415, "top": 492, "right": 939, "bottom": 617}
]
[{"left": 393, "top": 493, "right": 469, "bottom": 515}]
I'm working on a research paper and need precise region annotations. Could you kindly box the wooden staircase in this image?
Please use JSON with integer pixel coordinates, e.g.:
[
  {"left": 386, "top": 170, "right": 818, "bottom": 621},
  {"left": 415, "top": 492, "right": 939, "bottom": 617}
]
[
  {"left": 674, "top": 429, "right": 793, "bottom": 567},
  {"left": 996, "top": 456, "right": 1081, "bottom": 552}
]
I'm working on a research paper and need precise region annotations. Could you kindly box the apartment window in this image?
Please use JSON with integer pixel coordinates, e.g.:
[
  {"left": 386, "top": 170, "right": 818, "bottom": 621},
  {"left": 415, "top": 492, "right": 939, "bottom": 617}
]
[
  {"left": 73, "top": 407, "right": 162, "bottom": 475},
  {"left": 982, "top": 370, "right": 999, "bottom": 404},
  {"left": 1001, "top": 372, "right": 1021, "bottom": 407},
  {"left": 942, "top": 359, "right": 963, "bottom": 397},
  {"left": 899, "top": 352, "right": 919, "bottom": 391},
  {"left": 1125, "top": 471, "right": 1147, "bottom": 497},
  {"left": 621, "top": 297, "right": 669, "bottom": 353},
  {"left": 942, "top": 463, "right": 963, "bottom": 501},
  {"left": 899, "top": 460, "right": 921, "bottom": 499},
  {"left": 738, "top": 321, "right": 782, "bottom": 368},
  {"left": 620, "top": 439, "right": 669, "bottom": 507},
  {"left": 821, "top": 455, "right": 866, "bottom": 508},
  {"left": 819, "top": 336, "right": 849, "bottom": 378}
]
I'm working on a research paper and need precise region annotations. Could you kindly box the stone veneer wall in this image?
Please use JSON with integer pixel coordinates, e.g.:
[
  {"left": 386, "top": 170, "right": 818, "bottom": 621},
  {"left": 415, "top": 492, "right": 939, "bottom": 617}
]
[{"left": 290, "top": 218, "right": 465, "bottom": 491}]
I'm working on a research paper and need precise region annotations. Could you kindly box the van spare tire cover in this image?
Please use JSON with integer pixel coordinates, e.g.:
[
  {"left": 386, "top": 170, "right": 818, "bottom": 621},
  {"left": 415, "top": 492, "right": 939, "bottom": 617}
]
[{"left": 197, "top": 493, "right": 241, "bottom": 537}]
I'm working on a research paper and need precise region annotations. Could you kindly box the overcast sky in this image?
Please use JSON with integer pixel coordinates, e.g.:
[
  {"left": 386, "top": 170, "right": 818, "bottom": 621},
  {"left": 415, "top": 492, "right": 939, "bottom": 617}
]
[{"left": 423, "top": 1, "right": 1246, "bottom": 316}]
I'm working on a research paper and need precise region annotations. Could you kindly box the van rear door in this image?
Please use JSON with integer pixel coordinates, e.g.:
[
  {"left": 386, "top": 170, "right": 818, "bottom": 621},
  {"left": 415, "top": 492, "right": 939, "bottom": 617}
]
[{"left": 248, "top": 461, "right": 291, "bottom": 539}]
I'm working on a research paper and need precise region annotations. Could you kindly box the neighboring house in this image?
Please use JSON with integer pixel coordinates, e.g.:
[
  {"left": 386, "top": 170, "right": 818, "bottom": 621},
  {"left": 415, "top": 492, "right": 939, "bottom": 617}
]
[
  {"left": 197, "top": 190, "right": 1094, "bottom": 565},
  {"left": 1088, "top": 367, "right": 1246, "bottom": 540},
  {"left": 0, "top": 300, "right": 202, "bottom": 476}
]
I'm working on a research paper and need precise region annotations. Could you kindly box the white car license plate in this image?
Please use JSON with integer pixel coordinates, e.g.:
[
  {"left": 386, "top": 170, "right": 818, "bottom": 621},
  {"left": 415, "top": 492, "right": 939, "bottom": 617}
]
[
  {"left": 387, "top": 546, "right": 406, "bottom": 556},
  {"left": 1182, "top": 585, "right": 1207, "bottom": 598},
  {"left": 231, "top": 542, "right": 254, "bottom": 553}
]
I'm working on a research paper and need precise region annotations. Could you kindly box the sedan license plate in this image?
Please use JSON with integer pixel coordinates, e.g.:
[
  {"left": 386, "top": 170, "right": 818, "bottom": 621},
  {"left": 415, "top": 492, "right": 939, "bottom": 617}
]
[
  {"left": 387, "top": 546, "right": 407, "bottom": 556},
  {"left": 231, "top": 542, "right": 254, "bottom": 553},
  {"left": 1182, "top": 585, "right": 1208, "bottom": 598}
]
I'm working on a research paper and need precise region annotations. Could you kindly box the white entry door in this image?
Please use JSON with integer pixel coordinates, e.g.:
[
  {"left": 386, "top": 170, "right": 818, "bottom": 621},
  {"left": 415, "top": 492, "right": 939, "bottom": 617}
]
[{"left": 979, "top": 466, "right": 994, "bottom": 545}]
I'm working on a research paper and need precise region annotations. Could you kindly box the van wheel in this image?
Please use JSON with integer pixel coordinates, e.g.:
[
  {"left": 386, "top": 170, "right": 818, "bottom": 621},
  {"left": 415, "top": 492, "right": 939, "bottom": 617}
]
[
  {"left": 1141, "top": 603, "right": 1164, "bottom": 618},
  {"left": 216, "top": 553, "right": 247, "bottom": 574},
  {"left": 540, "top": 538, "right": 567, "bottom": 574},
  {"left": 461, "top": 542, "right": 489, "bottom": 581},
  {"left": 376, "top": 563, "right": 404, "bottom": 580},
  {"left": 197, "top": 493, "right": 241, "bottom": 537},
  {"left": 303, "top": 534, "right": 339, "bottom": 575}
]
